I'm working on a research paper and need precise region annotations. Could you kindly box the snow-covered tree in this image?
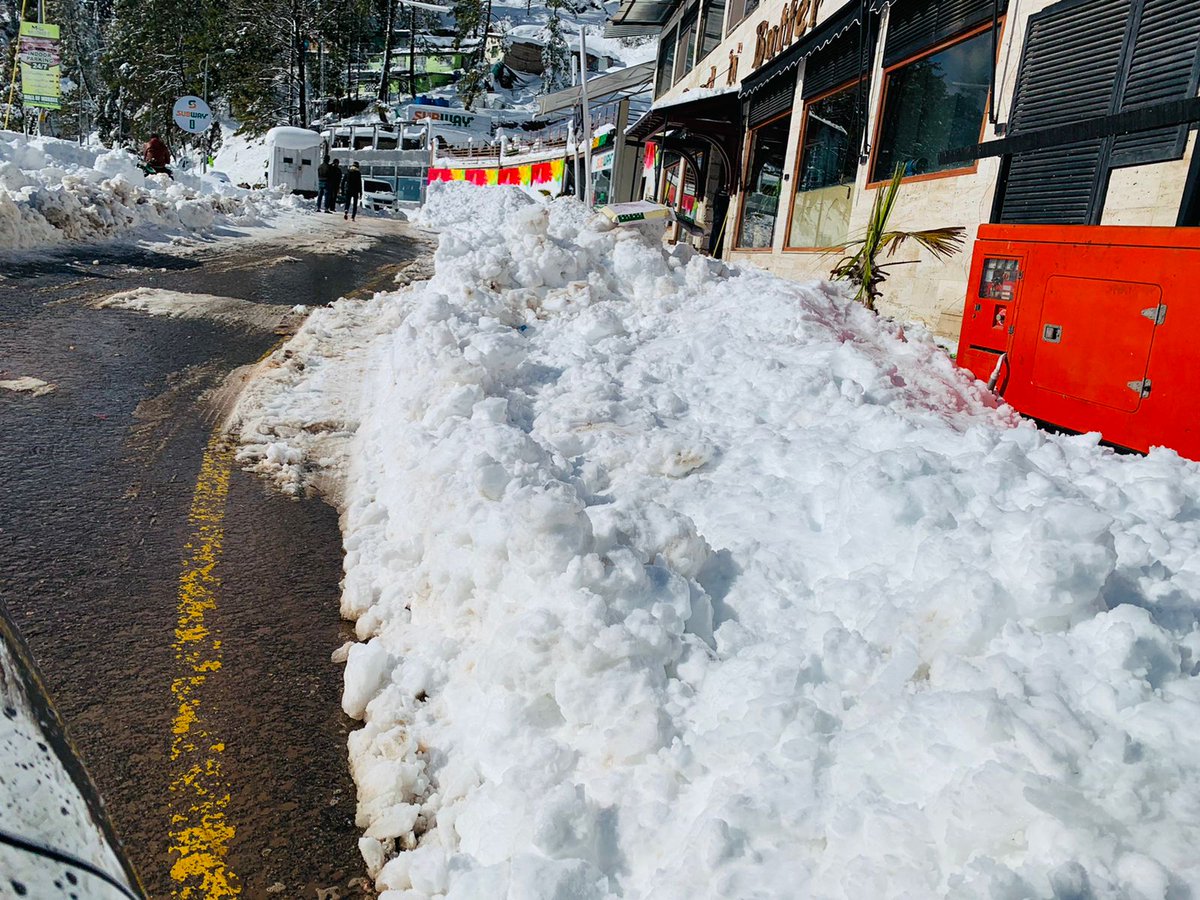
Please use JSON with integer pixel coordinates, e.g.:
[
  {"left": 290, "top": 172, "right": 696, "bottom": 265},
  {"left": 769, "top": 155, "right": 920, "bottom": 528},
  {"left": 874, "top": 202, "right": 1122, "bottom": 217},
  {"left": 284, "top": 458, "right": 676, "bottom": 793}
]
[{"left": 542, "top": 0, "right": 570, "bottom": 93}]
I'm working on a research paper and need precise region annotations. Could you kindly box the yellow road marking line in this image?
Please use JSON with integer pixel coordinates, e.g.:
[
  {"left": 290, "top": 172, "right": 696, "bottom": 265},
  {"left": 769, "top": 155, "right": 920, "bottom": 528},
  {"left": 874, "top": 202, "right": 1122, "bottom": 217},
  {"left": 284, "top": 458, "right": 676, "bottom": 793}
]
[{"left": 168, "top": 432, "right": 241, "bottom": 899}]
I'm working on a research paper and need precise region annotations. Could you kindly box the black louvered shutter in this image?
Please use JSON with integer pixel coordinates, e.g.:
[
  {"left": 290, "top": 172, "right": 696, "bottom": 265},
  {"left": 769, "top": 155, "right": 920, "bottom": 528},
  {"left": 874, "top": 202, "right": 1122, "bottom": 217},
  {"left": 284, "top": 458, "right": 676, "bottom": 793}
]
[
  {"left": 803, "top": 21, "right": 874, "bottom": 99},
  {"left": 883, "top": 0, "right": 1007, "bottom": 67},
  {"left": 747, "top": 76, "right": 795, "bottom": 126},
  {"left": 1110, "top": 0, "right": 1200, "bottom": 167},
  {"left": 998, "top": 0, "right": 1129, "bottom": 225}
]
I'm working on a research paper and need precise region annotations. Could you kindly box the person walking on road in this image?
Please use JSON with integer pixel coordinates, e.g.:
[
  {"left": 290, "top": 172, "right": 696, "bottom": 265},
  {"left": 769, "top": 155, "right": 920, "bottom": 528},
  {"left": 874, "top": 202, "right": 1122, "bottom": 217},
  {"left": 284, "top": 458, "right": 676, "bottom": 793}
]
[
  {"left": 316, "top": 156, "right": 331, "bottom": 211},
  {"left": 326, "top": 159, "right": 343, "bottom": 213},
  {"left": 343, "top": 161, "right": 363, "bottom": 221}
]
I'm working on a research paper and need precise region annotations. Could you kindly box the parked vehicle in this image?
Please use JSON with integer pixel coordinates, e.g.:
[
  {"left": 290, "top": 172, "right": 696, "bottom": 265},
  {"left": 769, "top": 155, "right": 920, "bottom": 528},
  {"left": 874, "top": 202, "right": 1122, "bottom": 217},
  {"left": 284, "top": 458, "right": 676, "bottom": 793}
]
[
  {"left": 264, "top": 126, "right": 325, "bottom": 196},
  {"left": 362, "top": 178, "right": 398, "bottom": 211}
]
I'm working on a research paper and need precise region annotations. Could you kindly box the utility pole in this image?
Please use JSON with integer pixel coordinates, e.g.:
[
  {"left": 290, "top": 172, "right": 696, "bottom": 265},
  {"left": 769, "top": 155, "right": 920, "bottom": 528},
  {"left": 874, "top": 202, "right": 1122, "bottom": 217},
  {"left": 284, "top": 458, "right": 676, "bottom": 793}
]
[
  {"left": 408, "top": 5, "right": 416, "bottom": 100},
  {"left": 577, "top": 24, "right": 592, "bottom": 206}
]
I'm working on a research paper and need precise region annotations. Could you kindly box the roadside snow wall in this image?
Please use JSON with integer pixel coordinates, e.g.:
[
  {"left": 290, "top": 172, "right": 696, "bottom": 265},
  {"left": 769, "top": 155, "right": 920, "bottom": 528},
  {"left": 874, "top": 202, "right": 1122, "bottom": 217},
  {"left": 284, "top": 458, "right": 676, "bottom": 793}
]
[
  {"left": 235, "top": 183, "right": 1200, "bottom": 900},
  {"left": 0, "top": 131, "right": 293, "bottom": 252}
]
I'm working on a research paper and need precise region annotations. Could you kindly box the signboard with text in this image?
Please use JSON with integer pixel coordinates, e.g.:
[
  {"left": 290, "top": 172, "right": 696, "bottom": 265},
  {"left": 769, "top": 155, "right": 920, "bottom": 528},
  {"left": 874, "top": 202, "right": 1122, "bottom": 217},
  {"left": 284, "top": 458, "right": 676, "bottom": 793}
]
[
  {"left": 18, "top": 21, "right": 62, "bottom": 110},
  {"left": 172, "top": 95, "right": 213, "bottom": 133},
  {"left": 400, "top": 105, "right": 491, "bottom": 134}
]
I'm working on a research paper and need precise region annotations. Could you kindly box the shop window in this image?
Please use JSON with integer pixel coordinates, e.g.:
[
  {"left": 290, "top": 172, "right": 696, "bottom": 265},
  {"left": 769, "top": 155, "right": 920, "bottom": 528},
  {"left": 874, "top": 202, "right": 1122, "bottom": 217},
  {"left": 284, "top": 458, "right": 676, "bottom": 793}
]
[
  {"left": 676, "top": 7, "right": 699, "bottom": 80},
  {"left": 736, "top": 116, "right": 790, "bottom": 249},
  {"left": 656, "top": 25, "right": 678, "bottom": 95},
  {"left": 726, "top": 0, "right": 747, "bottom": 29},
  {"left": 788, "top": 82, "right": 864, "bottom": 248},
  {"left": 592, "top": 150, "right": 615, "bottom": 206},
  {"left": 870, "top": 27, "right": 993, "bottom": 182},
  {"left": 699, "top": 0, "right": 726, "bottom": 60},
  {"left": 663, "top": 155, "right": 701, "bottom": 221}
]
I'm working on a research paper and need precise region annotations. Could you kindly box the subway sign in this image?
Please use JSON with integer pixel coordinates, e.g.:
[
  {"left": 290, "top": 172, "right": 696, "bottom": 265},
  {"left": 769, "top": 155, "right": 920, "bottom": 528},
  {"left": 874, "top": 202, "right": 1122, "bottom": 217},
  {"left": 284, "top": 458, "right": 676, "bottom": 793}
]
[
  {"left": 401, "top": 105, "right": 491, "bottom": 134},
  {"left": 753, "top": 0, "right": 822, "bottom": 70}
]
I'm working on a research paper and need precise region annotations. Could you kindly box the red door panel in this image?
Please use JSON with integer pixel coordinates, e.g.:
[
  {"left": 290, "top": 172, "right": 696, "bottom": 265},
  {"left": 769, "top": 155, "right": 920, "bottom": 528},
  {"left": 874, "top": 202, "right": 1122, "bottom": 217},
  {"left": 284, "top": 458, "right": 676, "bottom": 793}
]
[{"left": 1030, "top": 276, "right": 1160, "bottom": 413}]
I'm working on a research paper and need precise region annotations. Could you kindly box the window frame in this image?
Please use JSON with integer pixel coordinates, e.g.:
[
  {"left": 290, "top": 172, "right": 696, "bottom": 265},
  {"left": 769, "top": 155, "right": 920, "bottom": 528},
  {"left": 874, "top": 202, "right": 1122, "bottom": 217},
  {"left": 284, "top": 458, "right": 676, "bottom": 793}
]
[
  {"left": 697, "top": 0, "right": 728, "bottom": 65},
  {"left": 675, "top": 4, "right": 700, "bottom": 81},
  {"left": 656, "top": 23, "right": 679, "bottom": 96},
  {"left": 733, "top": 110, "right": 793, "bottom": 252},
  {"left": 865, "top": 18, "right": 1004, "bottom": 190},
  {"left": 783, "top": 76, "right": 867, "bottom": 252},
  {"left": 726, "top": 0, "right": 748, "bottom": 32}
]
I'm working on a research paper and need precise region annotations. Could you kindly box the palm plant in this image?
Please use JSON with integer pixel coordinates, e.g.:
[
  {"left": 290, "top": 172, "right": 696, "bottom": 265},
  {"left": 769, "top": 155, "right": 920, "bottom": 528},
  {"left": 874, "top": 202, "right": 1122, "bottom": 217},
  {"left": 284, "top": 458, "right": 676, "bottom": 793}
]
[{"left": 830, "top": 164, "right": 966, "bottom": 312}]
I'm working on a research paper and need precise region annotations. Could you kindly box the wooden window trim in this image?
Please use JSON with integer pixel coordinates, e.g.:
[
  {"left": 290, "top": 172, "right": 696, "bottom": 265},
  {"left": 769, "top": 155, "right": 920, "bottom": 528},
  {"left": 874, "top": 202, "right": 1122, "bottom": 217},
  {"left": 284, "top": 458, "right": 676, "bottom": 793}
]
[
  {"left": 783, "top": 75, "right": 866, "bottom": 253},
  {"left": 864, "top": 18, "right": 1006, "bottom": 190},
  {"left": 734, "top": 109, "right": 792, "bottom": 251}
]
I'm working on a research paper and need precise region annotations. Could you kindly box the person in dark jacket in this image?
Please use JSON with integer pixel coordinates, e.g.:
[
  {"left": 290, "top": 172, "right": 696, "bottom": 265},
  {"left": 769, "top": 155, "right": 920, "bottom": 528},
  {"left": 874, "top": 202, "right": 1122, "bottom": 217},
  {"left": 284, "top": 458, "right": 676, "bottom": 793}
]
[
  {"left": 143, "top": 134, "right": 171, "bottom": 173},
  {"left": 316, "top": 156, "right": 331, "bottom": 211},
  {"left": 326, "top": 159, "right": 342, "bottom": 212},
  {"left": 343, "top": 161, "right": 363, "bottom": 221}
]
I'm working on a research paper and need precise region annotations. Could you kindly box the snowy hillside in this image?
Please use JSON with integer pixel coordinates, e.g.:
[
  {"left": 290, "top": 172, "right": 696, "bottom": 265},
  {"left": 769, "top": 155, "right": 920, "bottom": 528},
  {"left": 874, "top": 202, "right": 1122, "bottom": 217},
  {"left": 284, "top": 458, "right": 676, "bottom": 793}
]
[
  {"left": 234, "top": 184, "right": 1200, "bottom": 899},
  {"left": 0, "top": 131, "right": 297, "bottom": 252}
]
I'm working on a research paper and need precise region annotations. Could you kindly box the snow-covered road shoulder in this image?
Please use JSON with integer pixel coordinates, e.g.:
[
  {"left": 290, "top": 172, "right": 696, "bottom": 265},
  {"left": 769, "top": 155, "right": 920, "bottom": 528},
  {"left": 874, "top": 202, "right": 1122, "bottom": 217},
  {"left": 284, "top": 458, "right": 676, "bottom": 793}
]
[
  {"left": 233, "top": 183, "right": 1200, "bottom": 899},
  {"left": 0, "top": 131, "right": 298, "bottom": 253}
]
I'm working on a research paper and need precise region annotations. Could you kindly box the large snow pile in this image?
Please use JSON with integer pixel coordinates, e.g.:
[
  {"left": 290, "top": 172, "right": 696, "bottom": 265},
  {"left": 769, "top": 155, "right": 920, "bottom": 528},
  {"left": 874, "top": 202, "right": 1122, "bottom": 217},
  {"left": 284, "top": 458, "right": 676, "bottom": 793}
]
[
  {"left": 0, "top": 130, "right": 296, "bottom": 252},
  {"left": 235, "top": 183, "right": 1200, "bottom": 899}
]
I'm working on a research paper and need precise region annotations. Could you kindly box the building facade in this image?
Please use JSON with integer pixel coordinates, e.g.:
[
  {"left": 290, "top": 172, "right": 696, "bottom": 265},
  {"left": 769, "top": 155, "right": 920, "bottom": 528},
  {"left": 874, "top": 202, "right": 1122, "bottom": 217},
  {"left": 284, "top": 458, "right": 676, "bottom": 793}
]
[{"left": 612, "top": 0, "right": 1200, "bottom": 341}]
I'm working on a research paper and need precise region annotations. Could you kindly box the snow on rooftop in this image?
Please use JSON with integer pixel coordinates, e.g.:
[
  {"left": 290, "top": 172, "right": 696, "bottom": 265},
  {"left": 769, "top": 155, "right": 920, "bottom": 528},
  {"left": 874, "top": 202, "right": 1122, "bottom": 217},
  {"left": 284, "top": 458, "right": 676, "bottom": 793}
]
[
  {"left": 264, "top": 125, "right": 325, "bottom": 149},
  {"left": 233, "top": 183, "right": 1200, "bottom": 899}
]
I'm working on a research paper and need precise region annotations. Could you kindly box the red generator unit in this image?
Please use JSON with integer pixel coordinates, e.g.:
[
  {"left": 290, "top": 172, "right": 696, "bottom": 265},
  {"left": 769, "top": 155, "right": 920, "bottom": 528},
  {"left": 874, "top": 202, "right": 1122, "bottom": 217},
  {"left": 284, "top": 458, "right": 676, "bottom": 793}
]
[{"left": 956, "top": 224, "right": 1200, "bottom": 460}]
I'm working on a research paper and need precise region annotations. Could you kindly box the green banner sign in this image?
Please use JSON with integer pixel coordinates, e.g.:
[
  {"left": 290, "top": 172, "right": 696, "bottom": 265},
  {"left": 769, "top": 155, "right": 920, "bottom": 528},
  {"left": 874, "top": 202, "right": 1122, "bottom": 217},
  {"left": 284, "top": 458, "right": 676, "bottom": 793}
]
[{"left": 19, "top": 21, "right": 62, "bottom": 110}]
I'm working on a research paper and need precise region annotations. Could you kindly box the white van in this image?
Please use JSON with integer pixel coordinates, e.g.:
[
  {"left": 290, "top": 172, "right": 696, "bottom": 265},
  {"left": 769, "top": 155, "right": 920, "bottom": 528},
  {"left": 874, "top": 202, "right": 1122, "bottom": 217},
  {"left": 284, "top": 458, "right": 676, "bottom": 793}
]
[{"left": 265, "top": 126, "right": 325, "bottom": 195}]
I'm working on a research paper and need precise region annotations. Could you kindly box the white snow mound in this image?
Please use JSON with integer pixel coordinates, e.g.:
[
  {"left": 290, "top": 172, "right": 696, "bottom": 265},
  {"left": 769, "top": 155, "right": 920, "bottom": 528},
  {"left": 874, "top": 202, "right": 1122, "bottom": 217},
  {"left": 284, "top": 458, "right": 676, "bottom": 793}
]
[
  {"left": 0, "top": 131, "right": 296, "bottom": 252},
  {"left": 235, "top": 182, "right": 1200, "bottom": 899}
]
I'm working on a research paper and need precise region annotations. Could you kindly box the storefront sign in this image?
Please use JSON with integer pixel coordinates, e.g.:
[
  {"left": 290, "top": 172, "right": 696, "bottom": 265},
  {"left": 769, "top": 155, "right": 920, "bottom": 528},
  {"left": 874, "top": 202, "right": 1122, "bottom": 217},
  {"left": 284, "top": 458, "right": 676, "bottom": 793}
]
[
  {"left": 18, "top": 21, "right": 62, "bottom": 110},
  {"left": 172, "top": 96, "right": 213, "bottom": 133},
  {"left": 753, "top": 0, "right": 822, "bottom": 70},
  {"left": 402, "top": 105, "right": 491, "bottom": 134}
]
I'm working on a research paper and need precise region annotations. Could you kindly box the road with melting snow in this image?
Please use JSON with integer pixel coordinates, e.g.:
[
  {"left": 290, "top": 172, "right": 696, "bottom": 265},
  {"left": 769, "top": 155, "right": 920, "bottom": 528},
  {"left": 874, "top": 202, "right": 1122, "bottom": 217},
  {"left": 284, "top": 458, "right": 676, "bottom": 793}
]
[{"left": 0, "top": 217, "right": 433, "bottom": 899}]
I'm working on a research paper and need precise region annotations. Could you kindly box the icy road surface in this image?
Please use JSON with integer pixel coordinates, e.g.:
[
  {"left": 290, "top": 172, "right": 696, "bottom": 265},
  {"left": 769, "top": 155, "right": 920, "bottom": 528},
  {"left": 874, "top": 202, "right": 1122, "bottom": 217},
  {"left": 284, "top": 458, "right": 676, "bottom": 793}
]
[{"left": 0, "top": 216, "right": 433, "bottom": 898}]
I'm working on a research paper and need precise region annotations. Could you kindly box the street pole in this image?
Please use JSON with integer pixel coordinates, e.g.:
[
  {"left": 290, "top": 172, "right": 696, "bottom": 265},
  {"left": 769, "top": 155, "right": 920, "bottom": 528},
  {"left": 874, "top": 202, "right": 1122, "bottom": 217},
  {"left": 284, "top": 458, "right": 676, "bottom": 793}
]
[
  {"left": 577, "top": 24, "right": 592, "bottom": 207},
  {"left": 202, "top": 55, "right": 209, "bottom": 173},
  {"left": 409, "top": 5, "right": 417, "bottom": 100}
]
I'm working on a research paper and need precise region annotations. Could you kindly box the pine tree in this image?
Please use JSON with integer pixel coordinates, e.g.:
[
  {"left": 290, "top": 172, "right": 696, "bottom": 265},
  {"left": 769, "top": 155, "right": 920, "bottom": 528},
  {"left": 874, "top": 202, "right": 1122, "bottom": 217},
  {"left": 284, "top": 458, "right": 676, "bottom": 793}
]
[
  {"left": 377, "top": 0, "right": 396, "bottom": 102},
  {"left": 452, "top": 0, "right": 493, "bottom": 109},
  {"left": 542, "top": 0, "right": 569, "bottom": 94}
]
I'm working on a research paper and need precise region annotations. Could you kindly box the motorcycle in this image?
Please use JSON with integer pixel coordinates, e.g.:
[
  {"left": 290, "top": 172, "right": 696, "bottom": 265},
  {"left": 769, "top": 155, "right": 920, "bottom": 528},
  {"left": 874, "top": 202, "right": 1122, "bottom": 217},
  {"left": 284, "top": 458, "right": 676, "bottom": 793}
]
[{"left": 131, "top": 151, "right": 173, "bottom": 179}]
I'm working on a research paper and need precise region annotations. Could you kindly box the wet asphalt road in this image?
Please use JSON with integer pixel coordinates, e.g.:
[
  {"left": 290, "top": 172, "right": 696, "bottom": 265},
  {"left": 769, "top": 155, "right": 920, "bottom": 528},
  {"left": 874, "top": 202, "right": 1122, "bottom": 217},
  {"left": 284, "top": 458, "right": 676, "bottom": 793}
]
[{"left": 0, "top": 218, "right": 433, "bottom": 898}]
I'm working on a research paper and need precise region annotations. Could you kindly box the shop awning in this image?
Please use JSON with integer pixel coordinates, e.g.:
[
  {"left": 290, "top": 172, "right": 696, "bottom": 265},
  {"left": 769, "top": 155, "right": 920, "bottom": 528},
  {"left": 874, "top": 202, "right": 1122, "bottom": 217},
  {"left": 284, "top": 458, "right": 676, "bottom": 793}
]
[
  {"left": 606, "top": 0, "right": 683, "bottom": 36},
  {"left": 739, "top": 0, "right": 867, "bottom": 98},
  {"left": 626, "top": 87, "right": 741, "bottom": 141},
  {"left": 537, "top": 62, "right": 655, "bottom": 116}
]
